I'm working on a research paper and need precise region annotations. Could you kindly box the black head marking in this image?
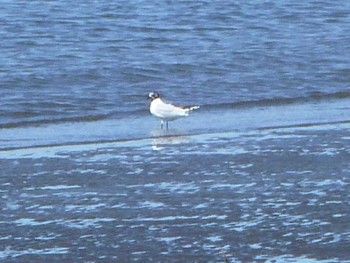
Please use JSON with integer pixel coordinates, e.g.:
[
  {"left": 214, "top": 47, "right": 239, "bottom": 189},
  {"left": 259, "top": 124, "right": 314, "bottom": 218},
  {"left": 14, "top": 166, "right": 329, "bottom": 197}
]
[{"left": 148, "top": 92, "right": 160, "bottom": 100}]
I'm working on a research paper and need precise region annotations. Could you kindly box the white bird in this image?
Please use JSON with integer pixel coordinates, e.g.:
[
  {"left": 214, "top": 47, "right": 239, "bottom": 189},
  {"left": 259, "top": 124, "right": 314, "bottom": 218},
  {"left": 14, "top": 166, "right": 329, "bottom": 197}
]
[{"left": 148, "top": 92, "right": 200, "bottom": 129}]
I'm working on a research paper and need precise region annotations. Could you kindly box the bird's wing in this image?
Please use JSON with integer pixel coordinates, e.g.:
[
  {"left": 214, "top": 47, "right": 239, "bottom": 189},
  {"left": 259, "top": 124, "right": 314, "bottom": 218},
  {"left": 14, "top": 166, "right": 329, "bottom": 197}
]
[{"left": 153, "top": 101, "right": 188, "bottom": 119}]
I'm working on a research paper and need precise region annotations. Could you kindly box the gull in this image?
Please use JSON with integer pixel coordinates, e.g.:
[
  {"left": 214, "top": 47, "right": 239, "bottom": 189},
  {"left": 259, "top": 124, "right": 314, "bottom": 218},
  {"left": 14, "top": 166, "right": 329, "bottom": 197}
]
[{"left": 148, "top": 92, "right": 200, "bottom": 129}]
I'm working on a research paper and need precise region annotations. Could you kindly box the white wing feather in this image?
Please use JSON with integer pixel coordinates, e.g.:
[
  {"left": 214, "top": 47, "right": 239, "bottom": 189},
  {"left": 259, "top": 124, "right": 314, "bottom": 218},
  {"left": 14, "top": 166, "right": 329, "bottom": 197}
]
[{"left": 150, "top": 98, "right": 199, "bottom": 121}]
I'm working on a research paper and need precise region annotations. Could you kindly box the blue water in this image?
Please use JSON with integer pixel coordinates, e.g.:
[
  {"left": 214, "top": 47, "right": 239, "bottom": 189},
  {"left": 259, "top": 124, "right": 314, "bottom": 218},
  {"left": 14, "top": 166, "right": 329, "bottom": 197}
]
[
  {"left": 1, "top": 1, "right": 350, "bottom": 262},
  {"left": 1, "top": 0, "right": 349, "bottom": 126}
]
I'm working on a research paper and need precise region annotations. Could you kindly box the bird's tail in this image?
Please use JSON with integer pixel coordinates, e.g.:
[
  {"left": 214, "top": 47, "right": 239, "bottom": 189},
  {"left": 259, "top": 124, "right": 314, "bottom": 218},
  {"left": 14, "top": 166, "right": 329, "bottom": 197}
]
[
  {"left": 188, "top": 106, "right": 200, "bottom": 111},
  {"left": 184, "top": 105, "right": 200, "bottom": 115}
]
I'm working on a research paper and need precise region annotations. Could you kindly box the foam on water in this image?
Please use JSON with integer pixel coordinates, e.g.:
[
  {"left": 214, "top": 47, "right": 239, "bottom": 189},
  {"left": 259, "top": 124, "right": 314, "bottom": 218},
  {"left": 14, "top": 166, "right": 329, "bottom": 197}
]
[{"left": 0, "top": 247, "right": 70, "bottom": 260}]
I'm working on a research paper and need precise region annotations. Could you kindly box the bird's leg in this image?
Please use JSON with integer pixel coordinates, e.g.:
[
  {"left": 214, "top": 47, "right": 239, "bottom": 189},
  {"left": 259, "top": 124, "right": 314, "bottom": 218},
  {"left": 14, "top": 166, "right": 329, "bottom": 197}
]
[
  {"left": 161, "top": 120, "right": 164, "bottom": 129},
  {"left": 166, "top": 121, "right": 169, "bottom": 130}
]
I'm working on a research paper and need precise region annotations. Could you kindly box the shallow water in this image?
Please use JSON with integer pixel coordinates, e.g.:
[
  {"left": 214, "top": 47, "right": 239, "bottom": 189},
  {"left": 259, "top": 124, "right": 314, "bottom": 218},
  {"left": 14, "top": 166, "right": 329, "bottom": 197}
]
[
  {"left": 1, "top": 0, "right": 350, "bottom": 262},
  {"left": 1, "top": 100, "right": 350, "bottom": 262}
]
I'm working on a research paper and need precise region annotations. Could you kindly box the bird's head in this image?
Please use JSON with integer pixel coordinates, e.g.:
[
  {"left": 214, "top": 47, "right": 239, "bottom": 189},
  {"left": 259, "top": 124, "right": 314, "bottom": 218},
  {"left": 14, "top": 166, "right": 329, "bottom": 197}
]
[{"left": 148, "top": 92, "right": 160, "bottom": 101}]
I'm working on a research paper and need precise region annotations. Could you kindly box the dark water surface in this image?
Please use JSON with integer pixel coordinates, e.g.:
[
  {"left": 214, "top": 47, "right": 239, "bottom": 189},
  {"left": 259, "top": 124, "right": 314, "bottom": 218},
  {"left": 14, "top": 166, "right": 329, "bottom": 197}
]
[
  {"left": 1, "top": 0, "right": 350, "bottom": 262},
  {"left": 1, "top": 0, "right": 350, "bottom": 127}
]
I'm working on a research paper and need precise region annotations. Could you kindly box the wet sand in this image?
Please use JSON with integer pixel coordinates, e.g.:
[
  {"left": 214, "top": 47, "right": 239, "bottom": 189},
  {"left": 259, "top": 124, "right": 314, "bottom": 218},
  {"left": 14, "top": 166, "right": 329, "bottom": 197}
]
[{"left": 1, "top": 99, "right": 350, "bottom": 262}]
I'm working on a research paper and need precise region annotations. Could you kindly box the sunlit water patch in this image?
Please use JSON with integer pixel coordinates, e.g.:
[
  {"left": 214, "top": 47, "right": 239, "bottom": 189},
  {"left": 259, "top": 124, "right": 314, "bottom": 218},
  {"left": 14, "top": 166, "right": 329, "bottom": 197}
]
[{"left": 1, "top": 122, "right": 350, "bottom": 261}]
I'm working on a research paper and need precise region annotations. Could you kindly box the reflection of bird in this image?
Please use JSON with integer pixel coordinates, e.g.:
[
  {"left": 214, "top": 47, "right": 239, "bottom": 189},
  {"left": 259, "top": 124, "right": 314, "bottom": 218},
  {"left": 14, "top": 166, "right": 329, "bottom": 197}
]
[
  {"left": 148, "top": 92, "right": 200, "bottom": 129},
  {"left": 151, "top": 132, "right": 190, "bottom": 151}
]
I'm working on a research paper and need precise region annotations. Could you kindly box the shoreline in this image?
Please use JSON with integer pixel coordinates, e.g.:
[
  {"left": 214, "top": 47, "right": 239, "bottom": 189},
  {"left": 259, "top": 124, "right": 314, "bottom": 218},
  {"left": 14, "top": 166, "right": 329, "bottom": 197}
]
[{"left": 1, "top": 97, "right": 349, "bottom": 151}]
